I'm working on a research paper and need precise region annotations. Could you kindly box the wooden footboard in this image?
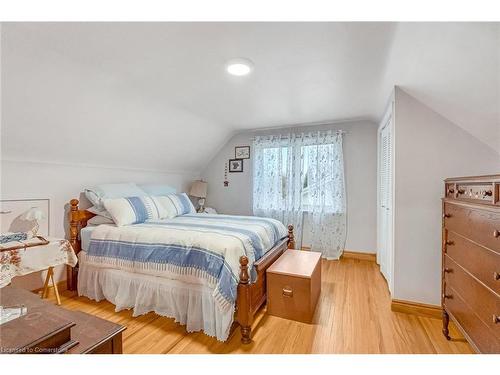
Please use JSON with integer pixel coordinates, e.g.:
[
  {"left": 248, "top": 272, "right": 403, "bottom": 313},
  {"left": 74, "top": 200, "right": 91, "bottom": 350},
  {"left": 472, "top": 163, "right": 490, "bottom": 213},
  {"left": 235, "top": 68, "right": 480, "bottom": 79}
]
[
  {"left": 237, "top": 225, "right": 295, "bottom": 344},
  {"left": 67, "top": 198, "right": 295, "bottom": 344}
]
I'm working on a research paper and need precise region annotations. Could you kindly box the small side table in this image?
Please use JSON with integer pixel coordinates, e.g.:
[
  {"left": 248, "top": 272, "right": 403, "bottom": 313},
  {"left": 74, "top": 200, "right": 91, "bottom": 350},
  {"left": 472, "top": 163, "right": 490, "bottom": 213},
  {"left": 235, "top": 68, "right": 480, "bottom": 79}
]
[
  {"left": 0, "top": 238, "right": 78, "bottom": 305},
  {"left": 41, "top": 266, "right": 62, "bottom": 305},
  {"left": 200, "top": 207, "right": 218, "bottom": 214}
]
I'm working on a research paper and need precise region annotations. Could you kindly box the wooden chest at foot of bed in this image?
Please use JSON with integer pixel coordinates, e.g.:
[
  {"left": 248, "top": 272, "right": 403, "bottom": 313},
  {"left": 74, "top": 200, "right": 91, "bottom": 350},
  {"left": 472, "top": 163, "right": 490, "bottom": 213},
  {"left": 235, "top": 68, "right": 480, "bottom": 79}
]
[{"left": 266, "top": 249, "right": 321, "bottom": 323}]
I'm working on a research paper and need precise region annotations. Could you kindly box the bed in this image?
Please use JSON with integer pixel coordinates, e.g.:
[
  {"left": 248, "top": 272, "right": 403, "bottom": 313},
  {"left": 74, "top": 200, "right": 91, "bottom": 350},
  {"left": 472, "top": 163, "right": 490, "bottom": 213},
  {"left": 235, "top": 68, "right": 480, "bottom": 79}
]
[{"left": 68, "top": 199, "right": 295, "bottom": 343}]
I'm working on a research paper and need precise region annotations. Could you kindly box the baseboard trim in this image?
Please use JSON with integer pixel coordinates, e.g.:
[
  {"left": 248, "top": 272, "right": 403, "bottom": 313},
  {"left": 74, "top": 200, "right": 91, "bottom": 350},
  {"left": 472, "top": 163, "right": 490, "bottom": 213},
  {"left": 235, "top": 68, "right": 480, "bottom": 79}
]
[
  {"left": 300, "top": 248, "right": 376, "bottom": 262},
  {"left": 341, "top": 250, "right": 376, "bottom": 262},
  {"left": 391, "top": 299, "right": 442, "bottom": 319}
]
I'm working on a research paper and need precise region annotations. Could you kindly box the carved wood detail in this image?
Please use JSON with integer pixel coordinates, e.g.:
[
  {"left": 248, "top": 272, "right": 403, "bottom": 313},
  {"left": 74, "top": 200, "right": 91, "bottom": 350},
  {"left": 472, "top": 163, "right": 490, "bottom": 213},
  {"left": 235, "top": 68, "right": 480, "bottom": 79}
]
[
  {"left": 287, "top": 225, "right": 295, "bottom": 249},
  {"left": 67, "top": 199, "right": 95, "bottom": 291},
  {"left": 442, "top": 175, "right": 500, "bottom": 353}
]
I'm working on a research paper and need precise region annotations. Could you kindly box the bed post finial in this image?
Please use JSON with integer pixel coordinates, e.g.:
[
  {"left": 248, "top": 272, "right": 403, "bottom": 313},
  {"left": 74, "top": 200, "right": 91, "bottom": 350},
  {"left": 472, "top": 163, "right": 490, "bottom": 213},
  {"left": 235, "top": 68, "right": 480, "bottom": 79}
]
[
  {"left": 239, "top": 256, "right": 249, "bottom": 283},
  {"left": 287, "top": 225, "right": 295, "bottom": 249},
  {"left": 238, "top": 256, "right": 252, "bottom": 344}
]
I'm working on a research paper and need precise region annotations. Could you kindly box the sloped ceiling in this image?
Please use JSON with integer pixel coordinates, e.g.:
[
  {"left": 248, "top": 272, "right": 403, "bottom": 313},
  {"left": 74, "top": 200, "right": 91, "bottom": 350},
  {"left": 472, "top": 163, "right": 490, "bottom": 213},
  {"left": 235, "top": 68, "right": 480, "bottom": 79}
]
[
  {"left": 378, "top": 22, "right": 500, "bottom": 153},
  {"left": 1, "top": 22, "right": 499, "bottom": 174}
]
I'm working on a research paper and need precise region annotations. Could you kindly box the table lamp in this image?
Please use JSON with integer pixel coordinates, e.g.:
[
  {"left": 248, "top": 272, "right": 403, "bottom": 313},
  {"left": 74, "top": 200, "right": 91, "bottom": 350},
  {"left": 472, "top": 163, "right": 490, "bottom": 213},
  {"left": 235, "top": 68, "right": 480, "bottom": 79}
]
[
  {"left": 189, "top": 180, "right": 208, "bottom": 213},
  {"left": 21, "top": 207, "right": 45, "bottom": 237}
]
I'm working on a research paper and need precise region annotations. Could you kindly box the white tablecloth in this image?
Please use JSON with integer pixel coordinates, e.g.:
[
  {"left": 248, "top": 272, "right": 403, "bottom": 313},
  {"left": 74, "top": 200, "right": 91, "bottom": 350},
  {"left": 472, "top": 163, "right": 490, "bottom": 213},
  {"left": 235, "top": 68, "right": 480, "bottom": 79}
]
[{"left": 0, "top": 238, "right": 77, "bottom": 288}]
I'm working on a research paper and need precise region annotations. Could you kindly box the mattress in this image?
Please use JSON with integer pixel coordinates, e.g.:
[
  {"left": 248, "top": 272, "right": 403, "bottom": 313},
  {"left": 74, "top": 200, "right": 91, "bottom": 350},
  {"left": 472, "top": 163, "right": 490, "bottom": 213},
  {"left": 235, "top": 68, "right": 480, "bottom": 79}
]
[
  {"left": 81, "top": 225, "right": 96, "bottom": 251},
  {"left": 78, "top": 214, "right": 288, "bottom": 341}
]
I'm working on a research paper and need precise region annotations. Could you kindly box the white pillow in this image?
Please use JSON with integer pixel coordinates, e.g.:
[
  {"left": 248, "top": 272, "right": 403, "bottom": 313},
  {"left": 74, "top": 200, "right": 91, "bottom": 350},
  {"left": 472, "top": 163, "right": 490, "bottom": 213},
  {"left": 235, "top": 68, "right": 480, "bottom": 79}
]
[
  {"left": 139, "top": 184, "right": 176, "bottom": 196},
  {"left": 87, "top": 215, "right": 115, "bottom": 225},
  {"left": 103, "top": 196, "right": 169, "bottom": 226},
  {"left": 87, "top": 205, "right": 113, "bottom": 219},
  {"left": 84, "top": 183, "right": 147, "bottom": 210},
  {"left": 157, "top": 193, "right": 196, "bottom": 217}
]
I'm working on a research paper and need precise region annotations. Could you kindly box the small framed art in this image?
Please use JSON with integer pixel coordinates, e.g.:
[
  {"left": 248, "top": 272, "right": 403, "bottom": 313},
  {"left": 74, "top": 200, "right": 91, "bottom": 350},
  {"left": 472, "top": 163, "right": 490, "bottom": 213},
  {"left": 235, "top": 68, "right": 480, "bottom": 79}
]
[
  {"left": 235, "top": 146, "right": 250, "bottom": 159},
  {"left": 0, "top": 199, "right": 50, "bottom": 236},
  {"left": 228, "top": 159, "right": 244, "bottom": 172}
]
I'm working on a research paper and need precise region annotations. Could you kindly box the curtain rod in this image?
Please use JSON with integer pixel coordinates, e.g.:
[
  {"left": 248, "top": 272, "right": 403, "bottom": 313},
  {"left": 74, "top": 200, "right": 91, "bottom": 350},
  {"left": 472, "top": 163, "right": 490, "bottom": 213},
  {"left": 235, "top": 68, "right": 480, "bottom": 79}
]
[{"left": 250, "top": 129, "right": 346, "bottom": 141}]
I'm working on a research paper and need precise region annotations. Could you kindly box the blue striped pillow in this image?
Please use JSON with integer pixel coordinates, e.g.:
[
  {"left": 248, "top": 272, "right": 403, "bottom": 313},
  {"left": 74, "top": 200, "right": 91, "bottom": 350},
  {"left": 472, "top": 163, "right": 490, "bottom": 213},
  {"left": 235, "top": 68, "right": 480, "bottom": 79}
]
[
  {"left": 103, "top": 196, "right": 169, "bottom": 226},
  {"left": 157, "top": 193, "right": 196, "bottom": 217}
]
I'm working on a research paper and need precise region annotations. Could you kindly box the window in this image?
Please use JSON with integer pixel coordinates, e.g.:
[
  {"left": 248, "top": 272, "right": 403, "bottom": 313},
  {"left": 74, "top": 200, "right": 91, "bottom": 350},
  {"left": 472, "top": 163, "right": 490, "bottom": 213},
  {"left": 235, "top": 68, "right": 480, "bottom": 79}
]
[
  {"left": 253, "top": 138, "right": 343, "bottom": 213},
  {"left": 252, "top": 131, "right": 346, "bottom": 259}
]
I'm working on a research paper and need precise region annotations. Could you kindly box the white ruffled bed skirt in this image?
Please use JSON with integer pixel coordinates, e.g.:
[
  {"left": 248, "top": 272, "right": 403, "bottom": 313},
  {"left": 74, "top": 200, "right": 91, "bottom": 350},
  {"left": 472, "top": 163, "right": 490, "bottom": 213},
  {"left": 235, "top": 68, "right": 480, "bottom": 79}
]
[{"left": 78, "top": 263, "right": 235, "bottom": 341}]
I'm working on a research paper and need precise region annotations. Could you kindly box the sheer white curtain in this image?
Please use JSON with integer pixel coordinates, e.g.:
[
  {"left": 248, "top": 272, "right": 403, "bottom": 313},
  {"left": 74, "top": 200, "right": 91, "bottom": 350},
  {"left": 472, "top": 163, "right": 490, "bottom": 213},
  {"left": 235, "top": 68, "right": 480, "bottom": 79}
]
[{"left": 253, "top": 131, "right": 346, "bottom": 259}]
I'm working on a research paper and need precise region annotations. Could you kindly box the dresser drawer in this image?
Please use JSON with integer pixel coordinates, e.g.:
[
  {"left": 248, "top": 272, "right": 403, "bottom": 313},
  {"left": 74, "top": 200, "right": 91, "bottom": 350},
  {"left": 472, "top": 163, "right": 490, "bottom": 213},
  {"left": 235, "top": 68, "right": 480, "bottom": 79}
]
[
  {"left": 445, "top": 231, "right": 500, "bottom": 294},
  {"left": 444, "top": 255, "right": 500, "bottom": 338},
  {"left": 444, "top": 202, "right": 500, "bottom": 253},
  {"left": 445, "top": 285, "right": 500, "bottom": 353}
]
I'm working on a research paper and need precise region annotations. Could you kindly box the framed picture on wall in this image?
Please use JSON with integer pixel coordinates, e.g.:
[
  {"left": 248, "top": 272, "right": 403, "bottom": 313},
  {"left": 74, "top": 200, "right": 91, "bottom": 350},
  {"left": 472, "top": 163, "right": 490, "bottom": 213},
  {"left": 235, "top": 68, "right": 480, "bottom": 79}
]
[
  {"left": 228, "top": 159, "right": 244, "bottom": 172},
  {"left": 0, "top": 199, "right": 50, "bottom": 236},
  {"left": 235, "top": 146, "right": 250, "bottom": 159}
]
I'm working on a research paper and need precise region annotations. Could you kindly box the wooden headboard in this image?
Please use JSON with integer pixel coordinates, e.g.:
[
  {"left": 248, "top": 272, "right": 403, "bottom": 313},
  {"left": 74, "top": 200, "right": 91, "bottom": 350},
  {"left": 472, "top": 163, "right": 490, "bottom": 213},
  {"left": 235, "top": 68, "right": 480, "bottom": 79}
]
[{"left": 67, "top": 199, "right": 96, "bottom": 290}]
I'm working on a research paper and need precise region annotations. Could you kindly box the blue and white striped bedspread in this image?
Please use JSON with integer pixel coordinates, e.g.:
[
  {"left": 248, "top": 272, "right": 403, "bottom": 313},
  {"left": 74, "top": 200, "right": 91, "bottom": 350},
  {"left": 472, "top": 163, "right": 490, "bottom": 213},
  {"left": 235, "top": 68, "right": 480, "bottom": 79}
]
[{"left": 85, "top": 214, "right": 287, "bottom": 312}]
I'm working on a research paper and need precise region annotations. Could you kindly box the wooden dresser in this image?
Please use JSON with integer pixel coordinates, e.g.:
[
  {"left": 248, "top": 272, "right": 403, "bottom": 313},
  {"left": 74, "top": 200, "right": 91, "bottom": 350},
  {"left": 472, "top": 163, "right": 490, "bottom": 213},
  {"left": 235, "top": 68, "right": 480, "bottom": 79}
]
[
  {"left": 442, "top": 175, "right": 500, "bottom": 353},
  {"left": 0, "top": 286, "right": 125, "bottom": 354}
]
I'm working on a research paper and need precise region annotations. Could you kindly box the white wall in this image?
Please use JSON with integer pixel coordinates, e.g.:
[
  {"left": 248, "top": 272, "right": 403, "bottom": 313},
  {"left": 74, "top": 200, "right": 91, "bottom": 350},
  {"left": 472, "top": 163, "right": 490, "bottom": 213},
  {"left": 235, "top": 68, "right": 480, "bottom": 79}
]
[
  {"left": 0, "top": 159, "right": 198, "bottom": 290},
  {"left": 392, "top": 87, "right": 500, "bottom": 305},
  {"left": 201, "top": 120, "right": 378, "bottom": 253},
  {"left": 1, "top": 23, "right": 202, "bottom": 290}
]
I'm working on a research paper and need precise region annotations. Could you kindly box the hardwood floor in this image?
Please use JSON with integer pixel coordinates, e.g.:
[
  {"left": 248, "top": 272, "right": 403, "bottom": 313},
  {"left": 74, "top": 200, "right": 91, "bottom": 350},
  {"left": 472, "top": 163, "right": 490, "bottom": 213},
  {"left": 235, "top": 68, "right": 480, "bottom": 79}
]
[{"left": 49, "top": 257, "right": 473, "bottom": 354}]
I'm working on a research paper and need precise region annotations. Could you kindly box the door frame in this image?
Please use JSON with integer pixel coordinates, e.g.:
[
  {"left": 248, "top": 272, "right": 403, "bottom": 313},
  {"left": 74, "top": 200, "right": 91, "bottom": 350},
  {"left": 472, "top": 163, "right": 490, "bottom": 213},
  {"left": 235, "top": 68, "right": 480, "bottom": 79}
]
[{"left": 377, "top": 99, "right": 395, "bottom": 294}]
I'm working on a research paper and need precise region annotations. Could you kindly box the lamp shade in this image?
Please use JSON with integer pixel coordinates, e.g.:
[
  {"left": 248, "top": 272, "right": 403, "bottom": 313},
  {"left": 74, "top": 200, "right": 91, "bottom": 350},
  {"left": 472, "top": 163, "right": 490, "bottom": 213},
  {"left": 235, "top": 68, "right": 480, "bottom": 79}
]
[
  {"left": 189, "top": 180, "right": 208, "bottom": 198},
  {"left": 21, "top": 207, "right": 45, "bottom": 221}
]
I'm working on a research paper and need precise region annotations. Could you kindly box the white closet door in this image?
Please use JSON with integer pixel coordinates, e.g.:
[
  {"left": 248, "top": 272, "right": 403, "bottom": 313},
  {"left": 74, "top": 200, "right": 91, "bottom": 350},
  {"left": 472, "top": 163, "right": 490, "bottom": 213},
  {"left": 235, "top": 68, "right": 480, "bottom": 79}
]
[{"left": 377, "top": 105, "right": 393, "bottom": 292}]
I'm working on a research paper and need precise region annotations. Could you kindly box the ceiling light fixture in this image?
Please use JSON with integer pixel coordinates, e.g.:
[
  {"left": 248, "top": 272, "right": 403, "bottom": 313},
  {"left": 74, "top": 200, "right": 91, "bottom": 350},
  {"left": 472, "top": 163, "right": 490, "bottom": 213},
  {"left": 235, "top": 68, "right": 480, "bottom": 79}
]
[{"left": 226, "top": 58, "right": 254, "bottom": 76}]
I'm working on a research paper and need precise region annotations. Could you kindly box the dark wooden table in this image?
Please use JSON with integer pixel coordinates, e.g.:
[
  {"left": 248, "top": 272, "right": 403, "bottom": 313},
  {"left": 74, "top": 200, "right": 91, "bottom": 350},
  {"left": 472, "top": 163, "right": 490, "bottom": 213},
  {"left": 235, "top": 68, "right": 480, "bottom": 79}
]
[{"left": 0, "top": 286, "right": 125, "bottom": 354}]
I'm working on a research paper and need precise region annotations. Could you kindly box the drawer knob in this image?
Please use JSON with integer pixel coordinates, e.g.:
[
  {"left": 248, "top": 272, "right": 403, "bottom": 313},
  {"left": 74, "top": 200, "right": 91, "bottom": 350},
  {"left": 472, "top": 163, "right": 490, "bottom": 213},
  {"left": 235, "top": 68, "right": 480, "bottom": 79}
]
[
  {"left": 445, "top": 240, "right": 454, "bottom": 246},
  {"left": 444, "top": 268, "right": 453, "bottom": 273},
  {"left": 494, "top": 272, "right": 500, "bottom": 281},
  {"left": 443, "top": 213, "right": 451, "bottom": 219},
  {"left": 494, "top": 230, "right": 500, "bottom": 238},
  {"left": 282, "top": 287, "right": 293, "bottom": 297},
  {"left": 493, "top": 315, "right": 500, "bottom": 324}
]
